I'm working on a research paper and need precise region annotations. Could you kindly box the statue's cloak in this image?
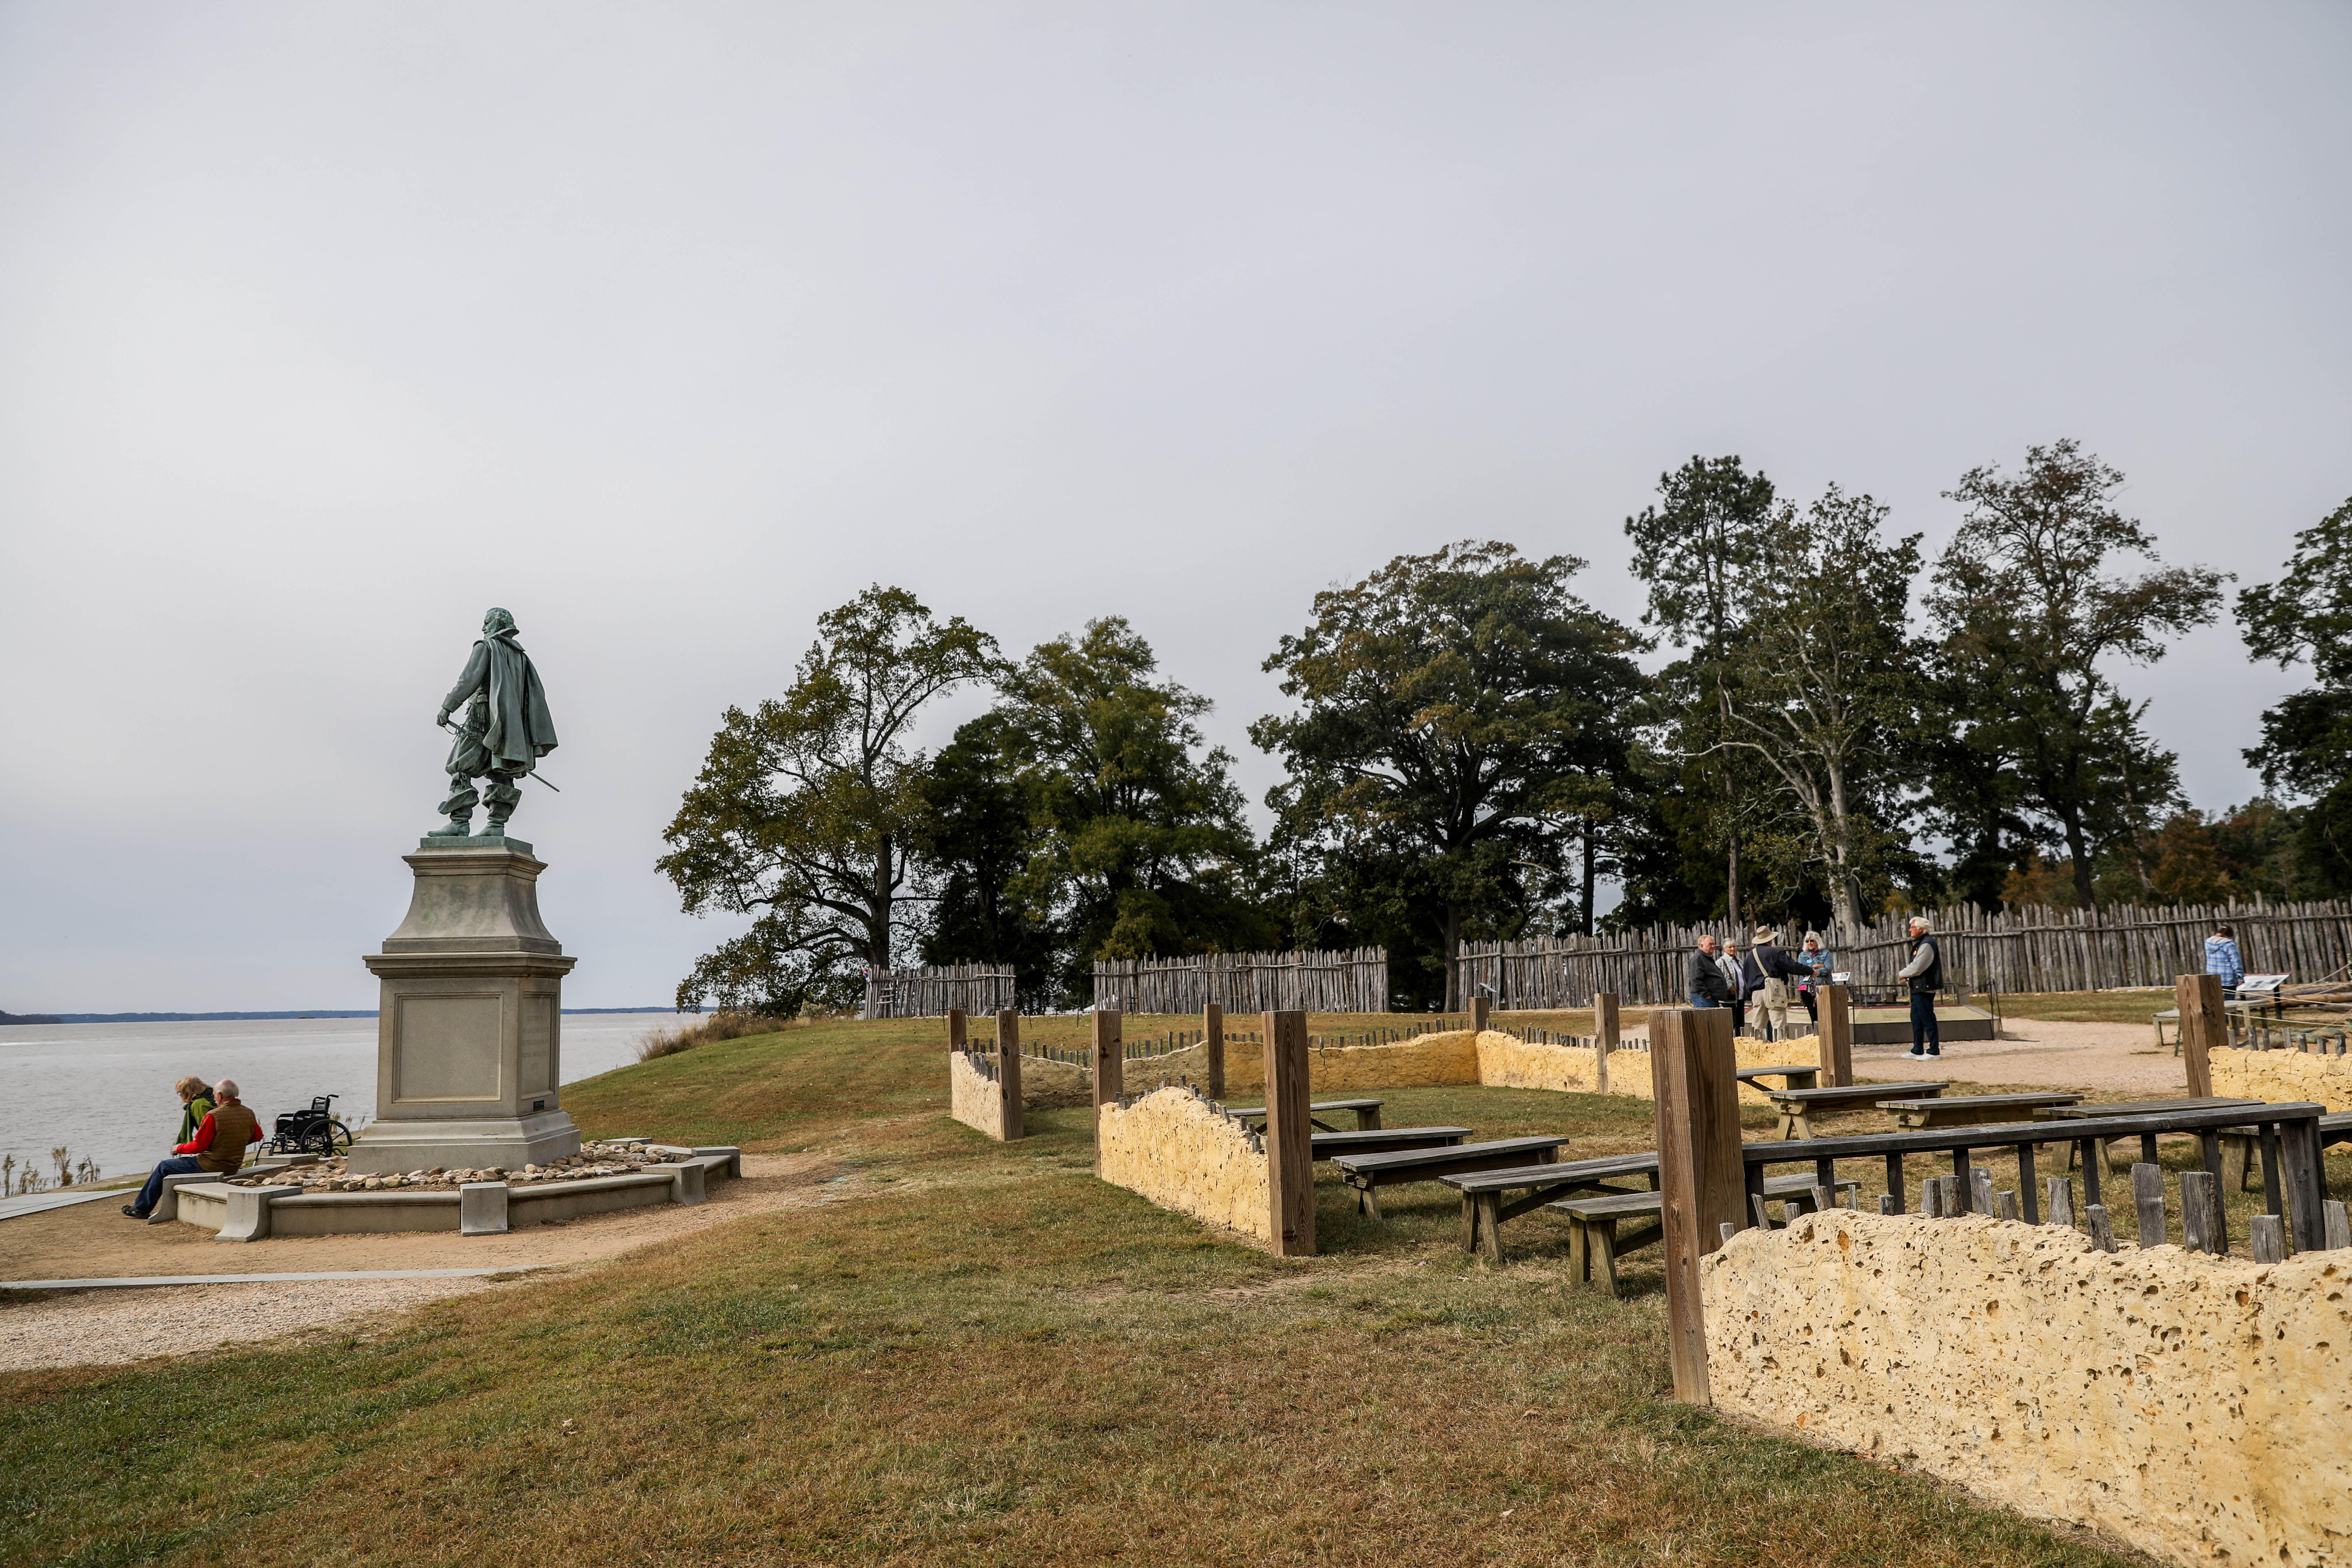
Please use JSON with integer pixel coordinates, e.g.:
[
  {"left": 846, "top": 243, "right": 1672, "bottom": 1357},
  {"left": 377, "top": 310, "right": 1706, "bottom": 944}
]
[{"left": 443, "top": 625, "right": 558, "bottom": 774}]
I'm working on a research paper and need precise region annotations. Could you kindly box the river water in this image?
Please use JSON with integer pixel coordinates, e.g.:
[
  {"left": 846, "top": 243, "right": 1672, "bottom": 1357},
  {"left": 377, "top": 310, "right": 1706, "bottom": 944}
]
[{"left": 0, "top": 1013, "right": 677, "bottom": 1189}]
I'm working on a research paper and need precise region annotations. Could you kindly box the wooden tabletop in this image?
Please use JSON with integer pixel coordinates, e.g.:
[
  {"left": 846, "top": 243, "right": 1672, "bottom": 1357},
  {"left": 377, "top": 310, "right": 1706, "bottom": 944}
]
[
  {"left": 1877, "top": 1091, "right": 2080, "bottom": 1112},
  {"left": 1768, "top": 1080, "right": 1949, "bottom": 1105},
  {"left": 2032, "top": 1097, "right": 2261, "bottom": 1120},
  {"left": 1226, "top": 1098, "right": 1382, "bottom": 1118}
]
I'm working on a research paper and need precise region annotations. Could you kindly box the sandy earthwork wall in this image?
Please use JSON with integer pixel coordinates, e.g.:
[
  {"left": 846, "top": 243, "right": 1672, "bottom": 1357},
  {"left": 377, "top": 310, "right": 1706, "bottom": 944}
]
[
  {"left": 1097, "top": 1086, "right": 1272, "bottom": 1243},
  {"left": 1702, "top": 1209, "right": 2352, "bottom": 1567},
  {"left": 1472, "top": 1031, "right": 1800, "bottom": 1105},
  {"left": 2209, "top": 1044, "right": 2352, "bottom": 1114},
  {"left": 1114, "top": 1029, "right": 1797, "bottom": 1101},
  {"left": 948, "top": 1050, "right": 1003, "bottom": 1138},
  {"left": 1018, "top": 1055, "right": 1093, "bottom": 1108}
]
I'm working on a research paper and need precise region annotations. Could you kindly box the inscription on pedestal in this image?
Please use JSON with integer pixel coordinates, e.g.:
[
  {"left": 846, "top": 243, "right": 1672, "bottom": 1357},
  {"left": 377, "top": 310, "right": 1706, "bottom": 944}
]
[{"left": 398, "top": 994, "right": 505, "bottom": 1101}]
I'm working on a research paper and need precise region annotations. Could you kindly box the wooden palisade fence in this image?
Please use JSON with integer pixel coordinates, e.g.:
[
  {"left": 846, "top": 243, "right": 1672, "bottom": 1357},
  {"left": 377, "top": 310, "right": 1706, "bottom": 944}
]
[
  {"left": 1455, "top": 899, "right": 2352, "bottom": 1008},
  {"left": 1090, "top": 947, "right": 1387, "bottom": 1014},
  {"left": 863, "top": 963, "right": 1018, "bottom": 1020}
]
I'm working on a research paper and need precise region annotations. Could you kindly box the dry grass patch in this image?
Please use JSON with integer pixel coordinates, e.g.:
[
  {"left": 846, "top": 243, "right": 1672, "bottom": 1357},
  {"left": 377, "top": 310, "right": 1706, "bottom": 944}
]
[{"left": 0, "top": 1019, "right": 2164, "bottom": 1567}]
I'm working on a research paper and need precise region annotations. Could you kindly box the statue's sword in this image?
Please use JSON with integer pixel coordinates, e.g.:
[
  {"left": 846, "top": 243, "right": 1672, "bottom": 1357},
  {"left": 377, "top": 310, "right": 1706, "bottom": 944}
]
[{"left": 438, "top": 716, "right": 562, "bottom": 791}]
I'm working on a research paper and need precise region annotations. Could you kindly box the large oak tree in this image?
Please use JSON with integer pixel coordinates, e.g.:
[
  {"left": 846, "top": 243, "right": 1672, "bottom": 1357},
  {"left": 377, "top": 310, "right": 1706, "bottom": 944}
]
[
  {"left": 1255, "top": 541, "right": 1646, "bottom": 1009},
  {"left": 658, "top": 586, "right": 997, "bottom": 1013}
]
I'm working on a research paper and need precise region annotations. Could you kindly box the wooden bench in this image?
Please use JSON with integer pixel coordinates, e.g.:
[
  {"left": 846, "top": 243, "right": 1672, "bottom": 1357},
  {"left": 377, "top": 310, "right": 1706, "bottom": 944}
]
[
  {"left": 1441, "top": 1154, "right": 1660, "bottom": 1264},
  {"left": 1875, "top": 1091, "right": 2080, "bottom": 1130},
  {"left": 1309, "top": 1126, "right": 1470, "bottom": 1161},
  {"left": 1329, "top": 1135, "right": 1566, "bottom": 1219},
  {"left": 2217, "top": 1110, "right": 2352, "bottom": 1191},
  {"left": 1555, "top": 1174, "right": 1859, "bottom": 1297},
  {"left": 1766, "top": 1080, "right": 1949, "bottom": 1139},
  {"left": 1227, "top": 1098, "right": 1383, "bottom": 1132},
  {"left": 1735, "top": 1066, "right": 1819, "bottom": 1092}
]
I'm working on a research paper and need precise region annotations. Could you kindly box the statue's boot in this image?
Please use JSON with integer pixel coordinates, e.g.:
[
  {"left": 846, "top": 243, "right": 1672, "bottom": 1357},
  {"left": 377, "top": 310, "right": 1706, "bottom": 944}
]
[{"left": 426, "top": 813, "right": 474, "bottom": 839}]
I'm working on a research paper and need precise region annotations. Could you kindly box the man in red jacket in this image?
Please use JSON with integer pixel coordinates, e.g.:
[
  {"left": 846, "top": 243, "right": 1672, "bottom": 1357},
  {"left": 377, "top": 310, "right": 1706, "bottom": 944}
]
[{"left": 124, "top": 1079, "right": 262, "bottom": 1219}]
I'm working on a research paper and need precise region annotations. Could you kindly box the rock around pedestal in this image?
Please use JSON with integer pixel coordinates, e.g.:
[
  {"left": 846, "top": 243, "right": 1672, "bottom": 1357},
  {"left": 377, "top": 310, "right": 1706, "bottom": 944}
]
[{"left": 345, "top": 833, "right": 583, "bottom": 1175}]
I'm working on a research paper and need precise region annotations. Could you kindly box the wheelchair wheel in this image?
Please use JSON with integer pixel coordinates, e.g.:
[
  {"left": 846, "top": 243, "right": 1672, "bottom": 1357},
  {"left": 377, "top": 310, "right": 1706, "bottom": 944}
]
[{"left": 327, "top": 1120, "right": 354, "bottom": 1153}]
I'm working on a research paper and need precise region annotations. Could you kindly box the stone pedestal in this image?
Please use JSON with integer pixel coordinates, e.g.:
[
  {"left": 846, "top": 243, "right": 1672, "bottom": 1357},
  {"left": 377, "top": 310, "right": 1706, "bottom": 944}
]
[{"left": 346, "top": 834, "right": 582, "bottom": 1175}]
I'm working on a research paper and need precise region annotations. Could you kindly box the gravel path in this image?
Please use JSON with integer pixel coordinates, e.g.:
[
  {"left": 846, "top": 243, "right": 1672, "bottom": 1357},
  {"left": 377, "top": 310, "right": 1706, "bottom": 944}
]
[
  {"left": 1853, "top": 1019, "right": 2189, "bottom": 1096},
  {"left": 0, "top": 1276, "right": 504, "bottom": 1371}
]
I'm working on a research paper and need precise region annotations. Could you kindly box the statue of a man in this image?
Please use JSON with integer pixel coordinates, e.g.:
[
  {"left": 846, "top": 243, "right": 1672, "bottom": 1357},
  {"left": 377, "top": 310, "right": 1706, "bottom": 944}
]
[{"left": 429, "top": 607, "right": 559, "bottom": 839}]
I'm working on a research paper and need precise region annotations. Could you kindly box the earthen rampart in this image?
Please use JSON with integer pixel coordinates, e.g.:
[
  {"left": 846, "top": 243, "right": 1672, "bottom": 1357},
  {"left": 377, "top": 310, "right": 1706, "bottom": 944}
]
[
  {"left": 2209, "top": 1043, "right": 2352, "bottom": 1113},
  {"left": 1702, "top": 1208, "right": 2352, "bottom": 1566},
  {"left": 1096, "top": 1086, "right": 1272, "bottom": 1242}
]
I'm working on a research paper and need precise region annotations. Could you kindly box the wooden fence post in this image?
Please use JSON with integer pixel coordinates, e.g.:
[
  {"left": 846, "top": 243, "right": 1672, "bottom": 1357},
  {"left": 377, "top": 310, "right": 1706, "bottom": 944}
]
[
  {"left": 1471, "top": 995, "right": 1490, "bottom": 1032},
  {"left": 1818, "top": 983, "right": 1853, "bottom": 1089},
  {"left": 1091, "top": 1009, "right": 1122, "bottom": 1176},
  {"left": 1594, "top": 992, "right": 1618, "bottom": 1094},
  {"left": 1652, "top": 1005, "right": 1743, "bottom": 1407},
  {"left": 1263, "top": 1009, "right": 1315, "bottom": 1256},
  {"left": 996, "top": 1010, "right": 1024, "bottom": 1142},
  {"left": 1204, "top": 1002, "right": 1225, "bottom": 1100},
  {"left": 2176, "top": 973, "right": 2224, "bottom": 1098},
  {"left": 946, "top": 1008, "right": 966, "bottom": 1054}
]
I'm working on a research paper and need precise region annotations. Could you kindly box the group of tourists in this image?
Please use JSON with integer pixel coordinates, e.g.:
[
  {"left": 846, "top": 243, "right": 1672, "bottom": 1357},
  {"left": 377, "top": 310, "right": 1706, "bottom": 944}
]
[
  {"left": 1681, "top": 927, "right": 1839, "bottom": 1040},
  {"left": 121, "top": 1074, "right": 264, "bottom": 1220},
  {"left": 1685, "top": 916, "right": 1948, "bottom": 1058}
]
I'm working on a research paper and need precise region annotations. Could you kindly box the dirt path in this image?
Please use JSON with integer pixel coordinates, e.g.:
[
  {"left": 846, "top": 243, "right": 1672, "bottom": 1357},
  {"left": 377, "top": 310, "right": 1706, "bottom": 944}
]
[
  {"left": 0, "top": 1276, "right": 514, "bottom": 1372},
  {"left": 1854, "top": 1018, "right": 2192, "bottom": 1096},
  {"left": 0, "top": 1151, "right": 843, "bottom": 1288}
]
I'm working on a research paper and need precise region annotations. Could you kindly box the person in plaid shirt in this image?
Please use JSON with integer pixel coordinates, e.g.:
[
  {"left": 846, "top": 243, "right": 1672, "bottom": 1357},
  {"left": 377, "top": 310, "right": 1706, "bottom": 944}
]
[{"left": 2204, "top": 924, "right": 2244, "bottom": 993}]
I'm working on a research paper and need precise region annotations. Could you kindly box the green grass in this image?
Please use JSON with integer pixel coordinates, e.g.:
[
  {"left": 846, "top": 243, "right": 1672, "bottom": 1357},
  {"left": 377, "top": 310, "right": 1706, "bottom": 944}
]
[{"left": 1, "top": 1016, "right": 2212, "bottom": 1567}]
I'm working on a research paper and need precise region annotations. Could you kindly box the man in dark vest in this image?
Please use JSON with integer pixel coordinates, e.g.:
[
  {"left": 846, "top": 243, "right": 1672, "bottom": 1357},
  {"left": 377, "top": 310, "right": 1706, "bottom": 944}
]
[
  {"left": 124, "top": 1078, "right": 263, "bottom": 1219},
  {"left": 1899, "top": 916, "right": 1944, "bottom": 1059},
  {"left": 430, "top": 606, "right": 559, "bottom": 839}
]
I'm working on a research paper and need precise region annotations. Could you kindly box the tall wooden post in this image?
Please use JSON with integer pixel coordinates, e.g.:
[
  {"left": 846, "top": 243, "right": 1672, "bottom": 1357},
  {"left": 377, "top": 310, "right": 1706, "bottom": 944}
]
[
  {"left": 995, "top": 1009, "right": 1024, "bottom": 1142},
  {"left": 2176, "top": 973, "right": 2224, "bottom": 1098},
  {"left": 1652, "top": 1005, "right": 1743, "bottom": 1406},
  {"left": 1263, "top": 1009, "right": 1315, "bottom": 1256},
  {"left": 946, "top": 1008, "right": 966, "bottom": 1053},
  {"left": 1818, "top": 983, "right": 1853, "bottom": 1089},
  {"left": 1204, "top": 1002, "right": 1226, "bottom": 1100},
  {"left": 1470, "top": 995, "right": 1491, "bottom": 1033},
  {"left": 1090, "top": 1009, "right": 1122, "bottom": 1176},
  {"left": 1593, "top": 992, "right": 1619, "bottom": 1094}
]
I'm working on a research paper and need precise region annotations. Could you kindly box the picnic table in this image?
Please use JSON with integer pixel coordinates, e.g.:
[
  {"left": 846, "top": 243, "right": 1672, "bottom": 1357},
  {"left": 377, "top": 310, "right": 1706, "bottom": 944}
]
[
  {"left": 1765, "top": 1080, "right": 1949, "bottom": 1140},
  {"left": 1876, "top": 1091, "right": 2081, "bottom": 1130},
  {"left": 1228, "top": 1098, "right": 1382, "bottom": 1132},
  {"left": 1441, "top": 1154, "right": 1660, "bottom": 1264},
  {"left": 1309, "top": 1126, "right": 1470, "bottom": 1161},
  {"left": 1329, "top": 1135, "right": 1566, "bottom": 1218},
  {"left": 1734, "top": 1065, "right": 1818, "bottom": 1092},
  {"left": 2031, "top": 1097, "right": 2262, "bottom": 1172},
  {"left": 1554, "top": 1173, "right": 1859, "bottom": 1297}
]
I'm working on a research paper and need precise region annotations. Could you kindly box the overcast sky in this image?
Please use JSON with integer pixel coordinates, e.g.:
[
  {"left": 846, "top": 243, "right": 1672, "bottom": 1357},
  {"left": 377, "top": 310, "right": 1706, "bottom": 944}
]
[{"left": 3, "top": 3, "right": 2348, "bottom": 1011}]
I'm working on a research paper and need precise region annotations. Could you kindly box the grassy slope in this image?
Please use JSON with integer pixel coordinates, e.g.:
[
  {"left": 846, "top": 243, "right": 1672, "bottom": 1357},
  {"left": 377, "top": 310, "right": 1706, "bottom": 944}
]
[{"left": 4, "top": 1019, "right": 2167, "bottom": 1568}]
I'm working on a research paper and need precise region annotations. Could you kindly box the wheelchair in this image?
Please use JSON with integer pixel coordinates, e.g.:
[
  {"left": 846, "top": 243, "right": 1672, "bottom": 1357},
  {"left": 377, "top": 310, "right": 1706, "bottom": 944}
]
[{"left": 266, "top": 1094, "right": 354, "bottom": 1156}]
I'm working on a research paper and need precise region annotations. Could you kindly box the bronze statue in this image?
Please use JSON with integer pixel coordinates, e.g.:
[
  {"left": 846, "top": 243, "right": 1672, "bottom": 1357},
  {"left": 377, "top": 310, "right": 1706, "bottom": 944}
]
[{"left": 430, "top": 608, "right": 558, "bottom": 839}]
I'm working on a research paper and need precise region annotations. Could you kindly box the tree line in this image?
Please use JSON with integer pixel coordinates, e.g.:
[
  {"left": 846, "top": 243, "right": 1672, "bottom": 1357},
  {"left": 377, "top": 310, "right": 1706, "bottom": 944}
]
[{"left": 659, "top": 440, "right": 2352, "bottom": 1014}]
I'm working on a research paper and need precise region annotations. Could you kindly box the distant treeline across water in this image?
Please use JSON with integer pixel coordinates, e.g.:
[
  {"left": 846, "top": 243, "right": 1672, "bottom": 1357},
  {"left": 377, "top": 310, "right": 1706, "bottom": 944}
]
[{"left": 0, "top": 1006, "right": 678, "bottom": 1025}]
